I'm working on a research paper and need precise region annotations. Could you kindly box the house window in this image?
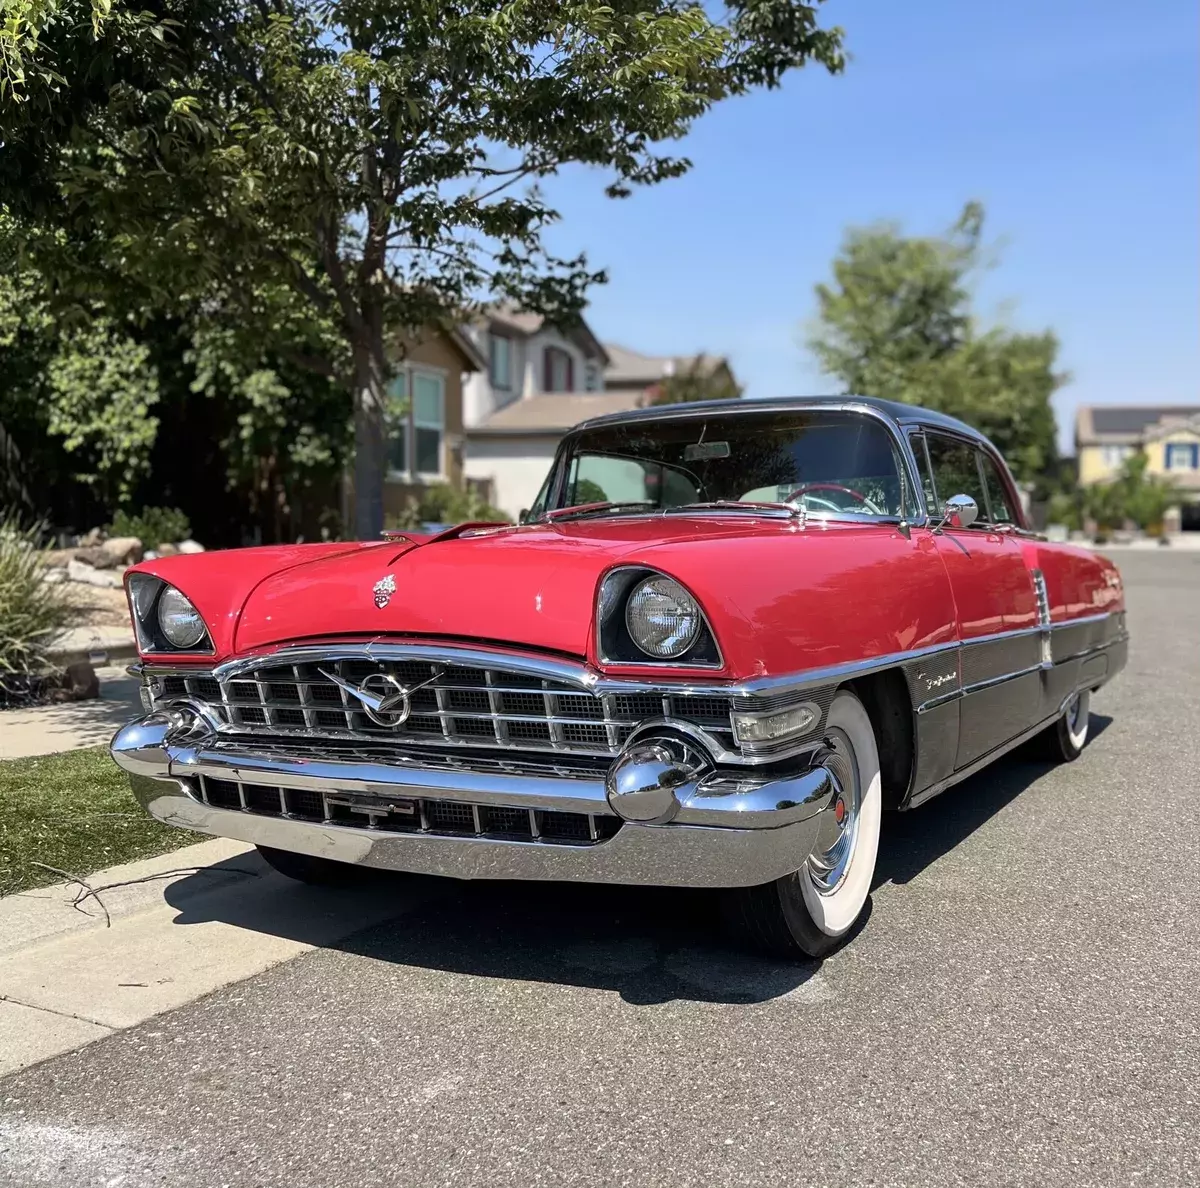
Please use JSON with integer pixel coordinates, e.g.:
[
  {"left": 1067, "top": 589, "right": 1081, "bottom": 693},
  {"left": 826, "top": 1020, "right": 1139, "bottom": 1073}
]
[
  {"left": 1166, "top": 442, "right": 1199, "bottom": 470},
  {"left": 413, "top": 372, "right": 444, "bottom": 475},
  {"left": 489, "top": 334, "right": 512, "bottom": 391},
  {"left": 386, "top": 375, "right": 409, "bottom": 474},
  {"left": 584, "top": 361, "right": 600, "bottom": 392},
  {"left": 544, "top": 347, "right": 574, "bottom": 392},
  {"left": 1101, "top": 444, "right": 1131, "bottom": 468},
  {"left": 386, "top": 369, "right": 445, "bottom": 477}
]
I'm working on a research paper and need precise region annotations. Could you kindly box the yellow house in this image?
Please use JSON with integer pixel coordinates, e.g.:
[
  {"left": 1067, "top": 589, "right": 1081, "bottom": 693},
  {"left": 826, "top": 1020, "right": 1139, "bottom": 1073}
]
[{"left": 1075, "top": 404, "right": 1200, "bottom": 531}]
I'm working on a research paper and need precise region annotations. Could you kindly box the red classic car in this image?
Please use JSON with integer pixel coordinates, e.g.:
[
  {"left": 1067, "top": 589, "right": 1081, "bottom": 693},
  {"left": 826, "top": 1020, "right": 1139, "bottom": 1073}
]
[{"left": 111, "top": 398, "right": 1127, "bottom": 957}]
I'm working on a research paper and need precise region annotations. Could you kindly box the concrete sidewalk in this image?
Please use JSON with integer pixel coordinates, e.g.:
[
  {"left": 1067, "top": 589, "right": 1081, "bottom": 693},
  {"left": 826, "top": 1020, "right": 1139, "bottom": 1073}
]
[
  {"left": 0, "top": 666, "right": 141, "bottom": 760},
  {"left": 0, "top": 838, "right": 428, "bottom": 1076}
]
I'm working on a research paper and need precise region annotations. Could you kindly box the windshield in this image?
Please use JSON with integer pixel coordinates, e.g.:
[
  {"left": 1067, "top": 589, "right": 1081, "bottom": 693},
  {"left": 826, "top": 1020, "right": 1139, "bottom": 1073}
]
[{"left": 546, "top": 411, "right": 909, "bottom": 519}]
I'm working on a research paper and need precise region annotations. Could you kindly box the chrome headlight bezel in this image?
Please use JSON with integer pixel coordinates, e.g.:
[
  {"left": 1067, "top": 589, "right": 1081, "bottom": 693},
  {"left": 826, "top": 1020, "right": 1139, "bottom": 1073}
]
[
  {"left": 596, "top": 566, "right": 721, "bottom": 668},
  {"left": 126, "top": 573, "right": 215, "bottom": 655}
]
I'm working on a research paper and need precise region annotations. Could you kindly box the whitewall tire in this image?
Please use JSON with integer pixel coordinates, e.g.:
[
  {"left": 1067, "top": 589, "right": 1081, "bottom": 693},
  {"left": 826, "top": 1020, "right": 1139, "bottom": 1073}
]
[
  {"left": 726, "top": 688, "right": 883, "bottom": 959},
  {"left": 1041, "top": 688, "right": 1090, "bottom": 762}
]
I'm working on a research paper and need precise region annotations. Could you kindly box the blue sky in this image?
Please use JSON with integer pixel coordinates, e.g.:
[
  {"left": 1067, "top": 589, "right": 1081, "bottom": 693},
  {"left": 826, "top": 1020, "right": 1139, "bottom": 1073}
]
[{"left": 541, "top": 0, "right": 1199, "bottom": 453}]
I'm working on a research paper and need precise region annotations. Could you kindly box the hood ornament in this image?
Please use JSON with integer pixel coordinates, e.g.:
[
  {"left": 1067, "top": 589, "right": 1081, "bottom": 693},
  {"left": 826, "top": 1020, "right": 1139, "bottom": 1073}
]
[
  {"left": 373, "top": 573, "right": 396, "bottom": 609},
  {"left": 318, "top": 666, "right": 442, "bottom": 728}
]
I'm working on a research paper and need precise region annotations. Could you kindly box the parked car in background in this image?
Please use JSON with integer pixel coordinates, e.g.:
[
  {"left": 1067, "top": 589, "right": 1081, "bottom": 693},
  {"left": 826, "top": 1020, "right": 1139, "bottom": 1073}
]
[{"left": 111, "top": 398, "right": 1127, "bottom": 957}]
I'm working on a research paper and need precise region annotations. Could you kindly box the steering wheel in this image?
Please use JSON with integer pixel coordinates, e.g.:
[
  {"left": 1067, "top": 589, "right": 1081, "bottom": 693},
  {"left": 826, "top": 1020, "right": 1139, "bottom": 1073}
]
[{"left": 782, "top": 482, "right": 882, "bottom": 515}]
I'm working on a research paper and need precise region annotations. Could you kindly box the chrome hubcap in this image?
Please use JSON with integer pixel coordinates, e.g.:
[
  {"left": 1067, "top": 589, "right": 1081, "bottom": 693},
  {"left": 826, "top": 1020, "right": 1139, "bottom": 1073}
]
[{"left": 806, "top": 727, "right": 861, "bottom": 896}]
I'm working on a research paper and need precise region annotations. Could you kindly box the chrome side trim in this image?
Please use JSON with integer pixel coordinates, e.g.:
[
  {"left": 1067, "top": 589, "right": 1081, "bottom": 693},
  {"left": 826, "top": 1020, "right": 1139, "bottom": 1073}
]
[
  {"left": 909, "top": 710, "right": 1063, "bottom": 809},
  {"left": 138, "top": 610, "right": 1124, "bottom": 706}
]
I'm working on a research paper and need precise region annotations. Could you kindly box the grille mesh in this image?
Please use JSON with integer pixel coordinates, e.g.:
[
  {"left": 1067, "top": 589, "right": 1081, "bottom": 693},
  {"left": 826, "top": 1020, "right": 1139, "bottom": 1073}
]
[
  {"left": 165, "top": 655, "right": 737, "bottom": 758},
  {"left": 192, "top": 775, "right": 619, "bottom": 847}
]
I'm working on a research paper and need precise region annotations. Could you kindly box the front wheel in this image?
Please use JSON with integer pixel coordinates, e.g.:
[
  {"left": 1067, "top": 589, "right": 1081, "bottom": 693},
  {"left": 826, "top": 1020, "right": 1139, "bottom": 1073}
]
[{"left": 725, "top": 688, "right": 882, "bottom": 959}]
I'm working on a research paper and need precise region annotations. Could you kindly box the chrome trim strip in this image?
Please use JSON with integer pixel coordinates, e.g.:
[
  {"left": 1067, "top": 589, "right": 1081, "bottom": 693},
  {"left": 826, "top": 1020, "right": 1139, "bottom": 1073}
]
[{"left": 137, "top": 611, "right": 1123, "bottom": 705}]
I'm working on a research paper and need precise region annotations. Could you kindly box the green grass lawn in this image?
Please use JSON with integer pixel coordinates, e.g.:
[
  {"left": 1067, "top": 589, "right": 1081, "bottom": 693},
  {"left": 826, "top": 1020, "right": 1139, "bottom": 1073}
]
[{"left": 0, "top": 747, "right": 201, "bottom": 896}]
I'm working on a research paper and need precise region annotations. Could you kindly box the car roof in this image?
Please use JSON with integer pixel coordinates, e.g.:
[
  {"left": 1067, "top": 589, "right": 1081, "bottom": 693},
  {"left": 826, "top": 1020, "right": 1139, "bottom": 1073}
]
[{"left": 568, "top": 395, "right": 989, "bottom": 445}]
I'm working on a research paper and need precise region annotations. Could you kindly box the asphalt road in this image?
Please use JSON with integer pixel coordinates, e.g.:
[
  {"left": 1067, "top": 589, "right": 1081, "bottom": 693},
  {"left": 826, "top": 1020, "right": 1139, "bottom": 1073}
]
[{"left": 3, "top": 550, "right": 1198, "bottom": 1188}]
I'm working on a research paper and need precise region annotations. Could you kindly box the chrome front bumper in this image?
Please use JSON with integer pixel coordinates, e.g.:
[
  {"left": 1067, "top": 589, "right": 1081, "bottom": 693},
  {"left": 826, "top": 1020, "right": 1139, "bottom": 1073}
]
[{"left": 111, "top": 713, "right": 836, "bottom": 888}]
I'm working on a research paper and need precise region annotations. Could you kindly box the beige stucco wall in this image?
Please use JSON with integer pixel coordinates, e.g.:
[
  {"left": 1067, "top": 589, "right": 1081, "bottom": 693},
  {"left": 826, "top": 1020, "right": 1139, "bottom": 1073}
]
[
  {"left": 1079, "top": 429, "right": 1200, "bottom": 487},
  {"left": 464, "top": 435, "right": 560, "bottom": 518}
]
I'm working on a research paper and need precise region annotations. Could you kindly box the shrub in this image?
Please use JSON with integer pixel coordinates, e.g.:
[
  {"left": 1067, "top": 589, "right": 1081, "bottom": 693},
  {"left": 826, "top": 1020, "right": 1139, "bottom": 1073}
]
[
  {"left": 0, "top": 516, "right": 70, "bottom": 682},
  {"left": 386, "top": 484, "right": 511, "bottom": 532},
  {"left": 106, "top": 506, "right": 191, "bottom": 546}
]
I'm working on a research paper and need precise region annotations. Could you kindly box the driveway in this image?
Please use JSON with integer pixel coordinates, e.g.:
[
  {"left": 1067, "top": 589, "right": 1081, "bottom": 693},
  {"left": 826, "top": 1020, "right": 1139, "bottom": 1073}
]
[{"left": 2, "top": 551, "right": 1198, "bottom": 1187}]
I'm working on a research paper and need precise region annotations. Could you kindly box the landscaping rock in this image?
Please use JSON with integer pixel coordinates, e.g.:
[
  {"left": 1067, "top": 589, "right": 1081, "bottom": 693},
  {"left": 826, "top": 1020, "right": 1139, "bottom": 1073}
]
[
  {"left": 66, "top": 559, "right": 124, "bottom": 589},
  {"left": 77, "top": 527, "right": 104, "bottom": 547},
  {"left": 41, "top": 548, "right": 74, "bottom": 569},
  {"left": 101, "top": 536, "right": 144, "bottom": 567},
  {"left": 156, "top": 542, "right": 180, "bottom": 556},
  {"left": 72, "top": 545, "right": 111, "bottom": 568},
  {"left": 177, "top": 539, "right": 205, "bottom": 554},
  {"left": 42, "top": 568, "right": 66, "bottom": 584},
  {"left": 61, "top": 660, "right": 100, "bottom": 701}
]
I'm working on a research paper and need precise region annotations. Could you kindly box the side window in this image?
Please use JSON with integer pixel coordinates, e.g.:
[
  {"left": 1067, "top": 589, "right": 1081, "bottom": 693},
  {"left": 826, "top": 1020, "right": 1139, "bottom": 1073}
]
[
  {"left": 909, "top": 432, "right": 937, "bottom": 512},
  {"left": 978, "top": 452, "right": 1017, "bottom": 525},
  {"left": 925, "top": 433, "right": 987, "bottom": 527}
]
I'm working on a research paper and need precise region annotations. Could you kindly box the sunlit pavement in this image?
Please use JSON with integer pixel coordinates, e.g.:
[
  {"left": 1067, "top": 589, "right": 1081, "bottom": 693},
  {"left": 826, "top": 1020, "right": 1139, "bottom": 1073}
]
[{"left": 2, "top": 551, "right": 1198, "bottom": 1188}]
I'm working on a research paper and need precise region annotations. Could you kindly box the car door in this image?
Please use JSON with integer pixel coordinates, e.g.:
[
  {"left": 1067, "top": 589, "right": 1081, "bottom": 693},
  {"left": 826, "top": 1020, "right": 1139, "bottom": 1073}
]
[{"left": 914, "top": 429, "right": 1041, "bottom": 769}]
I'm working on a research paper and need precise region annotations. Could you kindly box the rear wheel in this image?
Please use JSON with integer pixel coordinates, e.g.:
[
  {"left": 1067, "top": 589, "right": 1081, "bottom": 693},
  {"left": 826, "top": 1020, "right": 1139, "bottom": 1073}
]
[
  {"left": 1039, "top": 689, "right": 1090, "bottom": 762},
  {"left": 725, "top": 688, "right": 882, "bottom": 959},
  {"left": 256, "top": 845, "right": 364, "bottom": 886}
]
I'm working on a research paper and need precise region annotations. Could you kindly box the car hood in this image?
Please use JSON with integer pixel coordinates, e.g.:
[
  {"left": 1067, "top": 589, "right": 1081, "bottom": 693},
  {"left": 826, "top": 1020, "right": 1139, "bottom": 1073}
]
[{"left": 233, "top": 518, "right": 780, "bottom": 658}]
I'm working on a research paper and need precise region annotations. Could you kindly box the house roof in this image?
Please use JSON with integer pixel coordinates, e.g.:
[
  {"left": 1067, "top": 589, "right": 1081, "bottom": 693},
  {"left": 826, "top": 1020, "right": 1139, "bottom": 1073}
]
[
  {"left": 1076, "top": 404, "right": 1200, "bottom": 444},
  {"left": 483, "top": 305, "right": 609, "bottom": 364},
  {"left": 467, "top": 391, "right": 649, "bottom": 436},
  {"left": 603, "top": 343, "right": 729, "bottom": 388}
]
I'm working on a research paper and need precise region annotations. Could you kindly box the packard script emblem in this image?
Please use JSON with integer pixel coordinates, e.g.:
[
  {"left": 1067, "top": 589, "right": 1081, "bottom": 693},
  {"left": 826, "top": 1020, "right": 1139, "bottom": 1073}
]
[{"left": 373, "top": 573, "right": 396, "bottom": 609}]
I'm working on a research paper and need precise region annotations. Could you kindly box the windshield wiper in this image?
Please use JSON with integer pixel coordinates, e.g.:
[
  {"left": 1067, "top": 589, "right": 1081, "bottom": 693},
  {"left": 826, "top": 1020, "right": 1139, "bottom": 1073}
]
[
  {"left": 666, "top": 501, "right": 806, "bottom": 519},
  {"left": 541, "top": 501, "right": 658, "bottom": 523}
]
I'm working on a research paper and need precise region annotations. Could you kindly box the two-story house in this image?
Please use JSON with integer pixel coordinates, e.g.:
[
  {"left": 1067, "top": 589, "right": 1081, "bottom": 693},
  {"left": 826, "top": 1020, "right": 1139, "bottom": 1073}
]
[
  {"left": 462, "top": 308, "right": 741, "bottom": 517},
  {"left": 1075, "top": 403, "right": 1200, "bottom": 532}
]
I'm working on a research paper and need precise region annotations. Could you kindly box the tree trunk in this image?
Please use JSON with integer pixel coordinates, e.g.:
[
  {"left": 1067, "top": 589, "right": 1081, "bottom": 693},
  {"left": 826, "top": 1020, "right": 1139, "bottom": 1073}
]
[{"left": 352, "top": 335, "right": 388, "bottom": 540}]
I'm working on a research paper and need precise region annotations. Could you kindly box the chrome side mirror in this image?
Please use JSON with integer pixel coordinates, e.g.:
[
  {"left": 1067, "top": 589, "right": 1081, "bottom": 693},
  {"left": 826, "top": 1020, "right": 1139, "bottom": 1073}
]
[{"left": 936, "top": 494, "right": 979, "bottom": 531}]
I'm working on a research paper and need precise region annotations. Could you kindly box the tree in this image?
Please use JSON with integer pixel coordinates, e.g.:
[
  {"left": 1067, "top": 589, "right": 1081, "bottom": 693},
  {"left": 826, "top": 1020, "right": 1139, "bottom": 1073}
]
[
  {"left": 1085, "top": 451, "right": 1176, "bottom": 535},
  {"left": 2, "top": 0, "right": 845, "bottom": 539},
  {"left": 806, "top": 203, "right": 1066, "bottom": 485},
  {"left": 646, "top": 359, "right": 743, "bottom": 405}
]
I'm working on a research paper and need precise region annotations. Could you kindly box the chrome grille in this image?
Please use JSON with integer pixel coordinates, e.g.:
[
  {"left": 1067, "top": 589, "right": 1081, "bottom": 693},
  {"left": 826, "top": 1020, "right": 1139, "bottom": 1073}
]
[
  {"left": 192, "top": 775, "right": 621, "bottom": 846},
  {"left": 160, "top": 657, "right": 737, "bottom": 758}
]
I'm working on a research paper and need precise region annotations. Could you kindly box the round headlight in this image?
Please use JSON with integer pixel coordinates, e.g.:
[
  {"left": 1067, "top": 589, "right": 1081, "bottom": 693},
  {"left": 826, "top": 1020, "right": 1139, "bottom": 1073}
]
[
  {"left": 157, "top": 586, "right": 207, "bottom": 649},
  {"left": 625, "top": 576, "right": 701, "bottom": 659}
]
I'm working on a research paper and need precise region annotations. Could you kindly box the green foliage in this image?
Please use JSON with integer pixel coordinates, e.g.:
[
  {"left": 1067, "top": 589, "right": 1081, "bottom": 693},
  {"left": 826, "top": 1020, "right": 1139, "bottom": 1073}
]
[
  {"left": 44, "top": 319, "right": 161, "bottom": 507},
  {"left": 646, "top": 360, "right": 743, "bottom": 405},
  {"left": 1083, "top": 452, "right": 1177, "bottom": 535},
  {"left": 807, "top": 202, "right": 1065, "bottom": 484},
  {"left": 106, "top": 505, "right": 191, "bottom": 546},
  {"left": 0, "top": 516, "right": 70, "bottom": 679},
  {"left": 2, "top": 0, "right": 846, "bottom": 539},
  {"left": 574, "top": 478, "right": 610, "bottom": 505},
  {"left": 386, "top": 484, "right": 511, "bottom": 531},
  {"left": 0, "top": 746, "right": 201, "bottom": 896}
]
